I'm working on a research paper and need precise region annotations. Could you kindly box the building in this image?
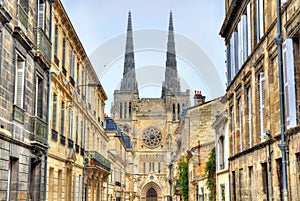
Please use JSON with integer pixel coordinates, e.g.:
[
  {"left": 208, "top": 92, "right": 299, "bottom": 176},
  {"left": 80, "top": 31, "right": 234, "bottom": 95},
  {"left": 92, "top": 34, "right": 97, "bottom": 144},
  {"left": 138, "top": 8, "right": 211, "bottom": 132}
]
[
  {"left": 105, "top": 117, "right": 135, "bottom": 201},
  {"left": 220, "top": 0, "right": 300, "bottom": 200},
  {"left": 212, "top": 108, "right": 229, "bottom": 201},
  {"left": 175, "top": 93, "right": 225, "bottom": 201},
  {"left": 46, "top": 0, "right": 109, "bottom": 200},
  {"left": 110, "top": 11, "right": 190, "bottom": 201},
  {"left": 0, "top": 0, "right": 52, "bottom": 200}
]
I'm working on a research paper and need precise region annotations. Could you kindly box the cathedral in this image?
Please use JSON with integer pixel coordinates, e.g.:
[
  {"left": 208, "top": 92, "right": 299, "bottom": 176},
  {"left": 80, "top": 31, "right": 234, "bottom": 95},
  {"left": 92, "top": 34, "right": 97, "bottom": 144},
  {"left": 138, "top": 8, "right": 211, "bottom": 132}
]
[{"left": 110, "top": 11, "right": 191, "bottom": 201}]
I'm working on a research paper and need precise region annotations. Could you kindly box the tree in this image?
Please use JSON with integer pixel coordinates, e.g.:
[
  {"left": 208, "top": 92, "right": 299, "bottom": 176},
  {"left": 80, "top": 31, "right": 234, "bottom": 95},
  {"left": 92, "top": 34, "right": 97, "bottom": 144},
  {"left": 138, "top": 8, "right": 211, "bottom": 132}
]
[
  {"left": 178, "top": 158, "right": 189, "bottom": 201},
  {"left": 205, "top": 147, "right": 216, "bottom": 201}
]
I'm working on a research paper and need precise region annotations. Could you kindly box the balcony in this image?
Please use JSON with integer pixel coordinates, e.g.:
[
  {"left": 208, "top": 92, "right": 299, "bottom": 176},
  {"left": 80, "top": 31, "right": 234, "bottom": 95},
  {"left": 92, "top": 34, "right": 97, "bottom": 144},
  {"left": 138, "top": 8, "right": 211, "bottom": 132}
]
[
  {"left": 13, "top": 105, "right": 25, "bottom": 124},
  {"left": 86, "top": 151, "right": 111, "bottom": 172},
  {"left": 30, "top": 116, "right": 47, "bottom": 145},
  {"left": 35, "top": 28, "right": 51, "bottom": 65},
  {"left": 17, "top": 4, "right": 28, "bottom": 29}
]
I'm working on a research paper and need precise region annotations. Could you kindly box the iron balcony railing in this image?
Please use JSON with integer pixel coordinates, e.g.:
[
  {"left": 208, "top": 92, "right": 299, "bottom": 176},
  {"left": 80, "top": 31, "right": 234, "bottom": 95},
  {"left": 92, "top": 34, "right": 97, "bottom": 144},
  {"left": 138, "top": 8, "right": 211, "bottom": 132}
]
[
  {"left": 86, "top": 151, "right": 111, "bottom": 171},
  {"left": 17, "top": 4, "right": 28, "bottom": 29},
  {"left": 30, "top": 116, "right": 47, "bottom": 144},
  {"left": 35, "top": 28, "right": 51, "bottom": 64}
]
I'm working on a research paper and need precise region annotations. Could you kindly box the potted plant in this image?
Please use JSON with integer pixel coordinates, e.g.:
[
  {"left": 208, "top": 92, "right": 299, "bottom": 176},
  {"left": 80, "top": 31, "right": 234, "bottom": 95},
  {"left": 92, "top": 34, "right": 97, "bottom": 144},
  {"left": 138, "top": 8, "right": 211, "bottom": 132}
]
[{"left": 90, "top": 156, "right": 95, "bottom": 165}]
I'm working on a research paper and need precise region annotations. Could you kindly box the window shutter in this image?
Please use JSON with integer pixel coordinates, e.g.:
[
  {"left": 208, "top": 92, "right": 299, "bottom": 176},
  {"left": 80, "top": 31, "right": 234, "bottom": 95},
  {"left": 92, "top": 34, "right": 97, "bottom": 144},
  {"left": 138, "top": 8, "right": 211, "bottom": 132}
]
[
  {"left": 247, "top": 3, "right": 252, "bottom": 56},
  {"left": 259, "top": 0, "right": 264, "bottom": 39},
  {"left": 38, "top": 1, "right": 45, "bottom": 29},
  {"left": 247, "top": 88, "right": 252, "bottom": 148},
  {"left": 61, "top": 102, "right": 65, "bottom": 136},
  {"left": 259, "top": 72, "right": 265, "bottom": 142},
  {"left": 238, "top": 20, "right": 243, "bottom": 69},
  {"left": 15, "top": 60, "right": 25, "bottom": 107},
  {"left": 242, "top": 15, "right": 247, "bottom": 61},
  {"left": 234, "top": 32, "right": 239, "bottom": 74},
  {"left": 238, "top": 99, "right": 242, "bottom": 152},
  {"left": 283, "top": 39, "right": 296, "bottom": 129},
  {"left": 52, "top": 94, "right": 57, "bottom": 130},
  {"left": 69, "top": 110, "right": 73, "bottom": 139},
  {"left": 226, "top": 45, "right": 231, "bottom": 84}
]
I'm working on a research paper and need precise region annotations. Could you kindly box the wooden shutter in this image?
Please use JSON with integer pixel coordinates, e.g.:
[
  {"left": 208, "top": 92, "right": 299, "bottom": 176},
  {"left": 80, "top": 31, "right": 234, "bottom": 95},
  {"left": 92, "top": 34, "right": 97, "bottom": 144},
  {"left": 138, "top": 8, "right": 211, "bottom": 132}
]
[
  {"left": 238, "top": 20, "right": 243, "bottom": 69},
  {"left": 242, "top": 15, "right": 247, "bottom": 61},
  {"left": 283, "top": 39, "right": 296, "bottom": 129},
  {"left": 69, "top": 110, "right": 73, "bottom": 139},
  {"left": 259, "top": 0, "right": 264, "bottom": 39},
  {"left": 15, "top": 59, "right": 25, "bottom": 107},
  {"left": 38, "top": 1, "right": 45, "bottom": 29},
  {"left": 226, "top": 45, "right": 231, "bottom": 84},
  {"left": 61, "top": 102, "right": 65, "bottom": 136},
  {"left": 247, "top": 88, "right": 252, "bottom": 148},
  {"left": 247, "top": 2, "right": 252, "bottom": 55}
]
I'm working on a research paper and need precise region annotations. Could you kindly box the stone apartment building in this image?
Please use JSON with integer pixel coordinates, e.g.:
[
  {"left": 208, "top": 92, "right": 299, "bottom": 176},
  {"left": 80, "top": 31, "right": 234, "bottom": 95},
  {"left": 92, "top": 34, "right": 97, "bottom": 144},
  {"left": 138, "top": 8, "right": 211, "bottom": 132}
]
[
  {"left": 212, "top": 109, "right": 229, "bottom": 201},
  {"left": 46, "top": 0, "right": 109, "bottom": 200},
  {"left": 174, "top": 93, "right": 225, "bottom": 201},
  {"left": 105, "top": 117, "right": 135, "bottom": 201},
  {"left": 220, "top": 0, "right": 300, "bottom": 200},
  {"left": 0, "top": 0, "right": 52, "bottom": 200}
]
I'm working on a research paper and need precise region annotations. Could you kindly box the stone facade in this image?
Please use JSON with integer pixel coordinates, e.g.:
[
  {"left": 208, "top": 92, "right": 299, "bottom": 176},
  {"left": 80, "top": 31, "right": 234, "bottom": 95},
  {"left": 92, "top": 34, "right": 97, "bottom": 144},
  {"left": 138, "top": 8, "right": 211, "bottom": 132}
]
[
  {"left": 175, "top": 96, "right": 225, "bottom": 201},
  {"left": 46, "top": 0, "right": 109, "bottom": 200},
  {"left": 0, "top": 0, "right": 52, "bottom": 200},
  {"left": 220, "top": 0, "right": 300, "bottom": 200}
]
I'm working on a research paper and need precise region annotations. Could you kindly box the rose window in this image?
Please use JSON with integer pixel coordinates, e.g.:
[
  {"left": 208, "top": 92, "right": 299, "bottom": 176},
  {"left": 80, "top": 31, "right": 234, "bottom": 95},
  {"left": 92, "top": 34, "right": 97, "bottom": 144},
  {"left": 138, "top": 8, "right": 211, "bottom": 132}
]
[{"left": 142, "top": 127, "right": 162, "bottom": 148}]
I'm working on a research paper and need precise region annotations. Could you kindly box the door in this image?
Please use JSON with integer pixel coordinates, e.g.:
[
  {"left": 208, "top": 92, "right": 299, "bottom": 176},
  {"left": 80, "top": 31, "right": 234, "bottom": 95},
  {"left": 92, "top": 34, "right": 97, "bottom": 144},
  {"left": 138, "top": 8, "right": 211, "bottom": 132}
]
[{"left": 146, "top": 188, "right": 157, "bottom": 201}]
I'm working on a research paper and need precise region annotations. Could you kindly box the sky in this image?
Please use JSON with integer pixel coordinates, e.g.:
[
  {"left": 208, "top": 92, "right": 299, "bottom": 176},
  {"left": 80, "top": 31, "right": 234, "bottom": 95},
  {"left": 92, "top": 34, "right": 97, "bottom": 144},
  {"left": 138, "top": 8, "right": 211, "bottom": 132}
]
[{"left": 60, "top": 0, "right": 226, "bottom": 114}]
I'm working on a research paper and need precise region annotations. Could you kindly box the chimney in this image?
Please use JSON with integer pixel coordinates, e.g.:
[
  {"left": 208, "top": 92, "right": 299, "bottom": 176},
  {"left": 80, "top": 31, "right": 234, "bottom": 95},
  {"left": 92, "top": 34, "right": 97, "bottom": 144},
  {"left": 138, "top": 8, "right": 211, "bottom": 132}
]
[{"left": 194, "top": 90, "right": 205, "bottom": 106}]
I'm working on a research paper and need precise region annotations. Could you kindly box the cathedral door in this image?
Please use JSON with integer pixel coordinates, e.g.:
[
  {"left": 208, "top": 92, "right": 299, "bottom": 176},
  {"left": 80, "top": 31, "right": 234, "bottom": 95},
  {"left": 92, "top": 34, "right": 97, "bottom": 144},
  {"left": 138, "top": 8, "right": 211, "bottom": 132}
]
[{"left": 146, "top": 188, "right": 157, "bottom": 201}]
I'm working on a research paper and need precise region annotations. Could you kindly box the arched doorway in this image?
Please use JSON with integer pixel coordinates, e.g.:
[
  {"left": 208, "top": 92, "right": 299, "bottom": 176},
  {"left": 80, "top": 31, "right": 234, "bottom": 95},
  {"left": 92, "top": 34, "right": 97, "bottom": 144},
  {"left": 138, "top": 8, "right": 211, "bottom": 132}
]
[{"left": 146, "top": 188, "right": 157, "bottom": 201}]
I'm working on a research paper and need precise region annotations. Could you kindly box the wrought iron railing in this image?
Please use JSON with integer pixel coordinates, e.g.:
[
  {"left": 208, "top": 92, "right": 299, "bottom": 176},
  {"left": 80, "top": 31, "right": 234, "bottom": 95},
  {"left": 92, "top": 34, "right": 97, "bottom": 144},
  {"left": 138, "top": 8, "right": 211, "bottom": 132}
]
[
  {"left": 30, "top": 116, "right": 47, "bottom": 144},
  {"left": 35, "top": 28, "right": 51, "bottom": 64},
  {"left": 86, "top": 151, "right": 111, "bottom": 171},
  {"left": 13, "top": 105, "right": 25, "bottom": 124}
]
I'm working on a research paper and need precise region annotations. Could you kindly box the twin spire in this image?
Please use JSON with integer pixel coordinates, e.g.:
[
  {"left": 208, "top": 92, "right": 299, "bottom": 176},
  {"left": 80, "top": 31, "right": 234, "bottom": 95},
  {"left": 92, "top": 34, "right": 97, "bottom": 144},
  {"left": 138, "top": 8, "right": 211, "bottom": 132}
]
[{"left": 120, "top": 11, "right": 181, "bottom": 97}]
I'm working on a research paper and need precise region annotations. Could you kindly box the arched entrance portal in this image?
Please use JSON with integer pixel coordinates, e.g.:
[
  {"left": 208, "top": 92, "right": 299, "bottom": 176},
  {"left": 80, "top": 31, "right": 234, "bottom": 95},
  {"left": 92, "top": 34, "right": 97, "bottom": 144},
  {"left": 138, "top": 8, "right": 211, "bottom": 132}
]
[
  {"left": 146, "top": 188, "right": 157, "bottom": 201},
  {"left": 141, "top": 182, "right": 162, "bottom": 201}
]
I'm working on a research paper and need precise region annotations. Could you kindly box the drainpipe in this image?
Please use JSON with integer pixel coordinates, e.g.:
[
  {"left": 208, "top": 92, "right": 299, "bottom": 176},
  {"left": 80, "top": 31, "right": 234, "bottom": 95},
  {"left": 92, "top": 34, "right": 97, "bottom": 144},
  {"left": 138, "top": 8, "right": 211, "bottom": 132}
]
[
  {"left": 275, "top": 0, "right": 289, "bottom": 200},
  {"left": 43, "top": 1, "right": 54, "bottom": 200}
]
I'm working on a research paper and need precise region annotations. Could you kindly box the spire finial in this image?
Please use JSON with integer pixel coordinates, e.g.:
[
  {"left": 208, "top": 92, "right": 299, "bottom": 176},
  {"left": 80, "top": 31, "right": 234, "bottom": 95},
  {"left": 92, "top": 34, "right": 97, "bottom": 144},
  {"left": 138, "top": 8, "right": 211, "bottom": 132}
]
[{"left": 121, "top": 11, "right": 138, "bottom": 92}]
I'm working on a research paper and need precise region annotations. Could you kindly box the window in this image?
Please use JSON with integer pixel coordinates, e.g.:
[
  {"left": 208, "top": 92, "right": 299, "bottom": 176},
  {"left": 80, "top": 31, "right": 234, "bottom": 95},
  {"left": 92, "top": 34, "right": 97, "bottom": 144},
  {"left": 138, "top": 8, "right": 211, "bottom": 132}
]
[
  {"left": 7, "top": 157, "right": 18, "bottom": 201},
  {"left": 239, "top": 169, "right": 243, "bottom": 200},
  {"left": 282, "top": 38, "right": 296, "bottom": 129},
  {"left": 249, "top": 166, "right": 254, "bottom": 201},
  {"left": 78, "top": 175, "right": 81, "bottom": 201},
  {"left": 14, "top": 54, "right": 25, "bottom": 108},
  {"left": 237, "top": 98, "right": 242, "bottom": 152},
  {"left": 259, "top": 72, "right": 265, "bottom": 142},
  {"left": 232, "top": 171, "right": 236, "bottom": 201},
  {"left": 98, "top": 99, "right": 101, "bottom": 119},
  {"left": 226, "top": 45, "right": 231, "bottom": 84},
  {"left": 54, "top": 26, "right": 59, "bottom": 56},
  {"left": 80, "top": 120, "right": 84, "bottom": 147},
  {"left": 276, "top": 159, "right": 283, "bottom": 200},
  {"left": 124, "top": 102, "right": 127, "bottom": 119},
  {"left": 129, "top": 102, "right": 132, "bottom": 117},
  {"left": 69, "top": 51, "right": 75, "bottom": 81},
  {"left": 37, "top": 0, "right": 46, "bottom": 30},
  {"left": 143, "top": 162, "right": 146, "bottom": 174},
  {"left": 230, "top": 106, "right": 235, "bottom": 155},
  {"left": 247, "top": 87, "right": 252, "bottom": 148},
  {"left": 18, "top": 0, "right": 29, "bottom": 29},
  {"left": 35, "top": 74, "right": 44, "bottom": 118},
  {"left": 62, "top": 39, "right": 66, "bottom": 68},
  {"left": 172, "top": 103, "right": 176, "bottom": 120},
  {"left": 158, "top": 162, "right": 160, "bottom": 173},
  {"left": 76, "top": 64, "right": 80, "bottom": 90},
  {"left": 120, "top": 103, "right": 123, "bottom": 119},
  {"left": 60, "top": 101, "right": 65, "bottom": 136},
  {"left": 52, "top": 94, "right": 57, "bottom": 130},
  {"left": 261, "top": 163, "right": 269, "bottom": 200},
  {"left": 218, "top": 134, "right": 225, "bottom": 170},
  {"left": 75, "top": 116, "right": 78, "bottom": 144},
  {"left": 177, "top": 103, "right": 180, "bottom": 120},
  {"left": 255, "top": 0, "right": 264, "bottom": 43}
]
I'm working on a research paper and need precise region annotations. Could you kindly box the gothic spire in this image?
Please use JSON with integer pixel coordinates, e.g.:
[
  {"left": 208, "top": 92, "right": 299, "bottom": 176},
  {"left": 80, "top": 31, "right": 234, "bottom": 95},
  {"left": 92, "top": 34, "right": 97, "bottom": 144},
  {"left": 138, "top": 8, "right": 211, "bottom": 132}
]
[
  {"left": 120, "top": 11, "right": 138, "bottom": 92},
  {"left": 162, "top": 11, "right": 181, "bottom": 98}
]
